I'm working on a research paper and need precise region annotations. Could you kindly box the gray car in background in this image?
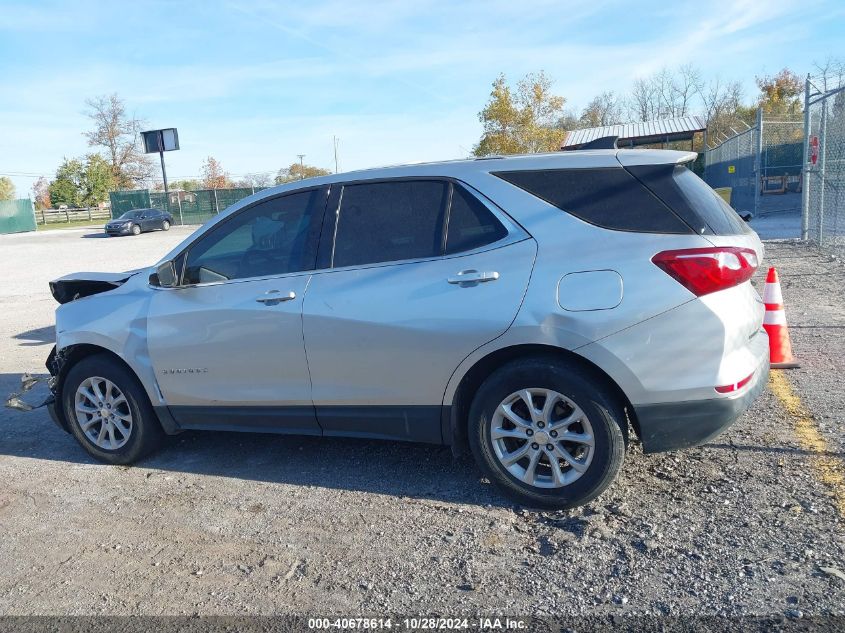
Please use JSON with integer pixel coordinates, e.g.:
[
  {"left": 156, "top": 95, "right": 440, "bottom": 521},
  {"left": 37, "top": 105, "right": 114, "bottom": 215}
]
[{"left": 45, "top": 149, "right": 768, "bottom": 508}]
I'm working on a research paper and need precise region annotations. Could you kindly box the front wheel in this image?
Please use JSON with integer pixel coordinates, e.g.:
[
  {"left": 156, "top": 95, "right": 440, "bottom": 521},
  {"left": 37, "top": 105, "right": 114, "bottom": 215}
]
[
  {"left": 468, "top": 358, "right": 626, "bottom": 509},
  {"left": 161, "top": 220, "right": 171, "bottom": 231},
  {"left": 130, "top": 224, "right": 141, "bottom": 236},
  {"left": 62, "top": 354, "right": 163, "bottom": 464}
]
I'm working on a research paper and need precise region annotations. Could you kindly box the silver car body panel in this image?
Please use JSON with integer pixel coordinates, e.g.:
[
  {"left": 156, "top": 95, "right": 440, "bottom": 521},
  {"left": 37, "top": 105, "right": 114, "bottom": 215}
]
[{"left": 51, "top": 148, "right": 768, "bottom": 450}]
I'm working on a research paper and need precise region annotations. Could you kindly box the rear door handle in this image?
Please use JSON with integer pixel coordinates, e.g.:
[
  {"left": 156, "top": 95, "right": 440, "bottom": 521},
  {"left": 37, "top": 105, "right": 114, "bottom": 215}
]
[
  {"left": 447, "top": 270, "right": 500, "bottom": 285},
  {"left": 255, "top": 290, "right": 296, "bottom": 305}
]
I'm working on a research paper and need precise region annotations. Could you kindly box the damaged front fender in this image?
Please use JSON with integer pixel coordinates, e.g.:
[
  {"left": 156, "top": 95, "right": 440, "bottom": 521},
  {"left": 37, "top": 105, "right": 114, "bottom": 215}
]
[{"left": 49, "top": 270, "right": 142, "bottom": 304}]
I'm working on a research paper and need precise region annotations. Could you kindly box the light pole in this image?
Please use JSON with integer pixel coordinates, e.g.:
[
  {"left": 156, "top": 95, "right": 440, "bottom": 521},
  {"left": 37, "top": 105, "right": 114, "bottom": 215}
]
[{"left": 297, "top": 154, "right": 305, "bottom": 180}]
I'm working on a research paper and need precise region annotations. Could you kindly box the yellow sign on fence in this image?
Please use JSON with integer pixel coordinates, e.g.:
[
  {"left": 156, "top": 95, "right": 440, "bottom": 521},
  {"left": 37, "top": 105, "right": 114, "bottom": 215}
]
[{"left": 728, "top": 165, "right": 736, "bottom": 174}]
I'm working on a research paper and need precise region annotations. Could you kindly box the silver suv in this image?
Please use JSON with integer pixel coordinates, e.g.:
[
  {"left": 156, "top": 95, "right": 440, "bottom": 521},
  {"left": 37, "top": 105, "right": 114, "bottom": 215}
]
[{"left": 45, "top": 149, "right": 768, "bottom": 508}]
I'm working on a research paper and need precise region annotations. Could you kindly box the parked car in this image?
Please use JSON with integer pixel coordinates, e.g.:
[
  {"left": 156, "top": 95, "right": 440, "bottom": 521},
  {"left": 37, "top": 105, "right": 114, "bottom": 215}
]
[
  {"left": 104, "top": 208, "right": 173, "bottom": 236},
  {"left": 45, "top": 149, "right": 767, "bottom": 508}
]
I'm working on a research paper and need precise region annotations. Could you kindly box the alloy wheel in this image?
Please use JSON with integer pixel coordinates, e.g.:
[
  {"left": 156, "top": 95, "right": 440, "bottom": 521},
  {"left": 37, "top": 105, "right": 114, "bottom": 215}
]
[
  {"left": 490, "top": 388, "right": 595, "bottom": 488},
  {"left": 74, "top": 376, "right": 133, "bottom": 450}
]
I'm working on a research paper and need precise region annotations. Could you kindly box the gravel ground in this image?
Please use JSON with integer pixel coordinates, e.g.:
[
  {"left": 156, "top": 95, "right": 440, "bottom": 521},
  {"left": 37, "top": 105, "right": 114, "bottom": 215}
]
[{"left": 0, "top": 228, "right": 843, "bottom": 619}]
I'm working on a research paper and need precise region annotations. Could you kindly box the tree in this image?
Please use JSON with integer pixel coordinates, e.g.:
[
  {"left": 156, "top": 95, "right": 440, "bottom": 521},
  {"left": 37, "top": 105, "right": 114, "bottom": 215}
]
[
  {"left": 200, "top": 156, "right": 232, "bottom": 189},
  {"left": 48, "top": 155, "right": 116, "bottom": 208},
  {"left": 627, "top": 65, "right": 703, "bottom": 122},
  {"left": 697, "top": 77, "right": 753, "bottom": 144},
  {"left": 170, "top": 178, "right": 201, "bottom": 191},
  {"left": 49, "top": 158, "right": 84, "bottom": 207},
  {"left": 274, "top": 162, "right": 331, "bottom": 184},
  {"left": 32, "top": 176, "right": 51, "bottom": 209},
  {"left": 0, "top": 176, "right": 15, "bottom": 201},
  {"left": 78, "top": 154, "right": 117, "bottom": 207},
  {"left": 84, "top": 93, "right": 153, "bottom": 188},
  {"left": 578, "top": 91, "right": 623, "bottom": 128},
  {"left": 755, "top": 69, "right": 803, "bottom": 118},
  {"left": 473, "top": 72, "right": 567, "bottom": 156}
]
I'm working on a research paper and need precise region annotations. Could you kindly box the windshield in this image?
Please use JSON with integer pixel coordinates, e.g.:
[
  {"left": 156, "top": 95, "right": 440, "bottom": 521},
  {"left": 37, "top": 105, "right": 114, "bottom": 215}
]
[{"left": 118, "top": 210, "right": 144, "bottom": 219}]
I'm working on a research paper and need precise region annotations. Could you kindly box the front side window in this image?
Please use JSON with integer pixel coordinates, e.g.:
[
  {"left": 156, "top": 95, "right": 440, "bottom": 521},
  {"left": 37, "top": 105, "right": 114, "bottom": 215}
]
[
  {"left": 332, "top": 180, "right": 448, "bottom": 267},
  {"left": 183, "top": 189, "right": 323, "bottom": 284}
]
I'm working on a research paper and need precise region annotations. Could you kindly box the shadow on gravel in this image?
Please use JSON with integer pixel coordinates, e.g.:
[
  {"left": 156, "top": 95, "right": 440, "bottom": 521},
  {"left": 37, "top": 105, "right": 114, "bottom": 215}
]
[
  {"left": 0, "top": 372, "right": 510, "bottom": 508},
  {"left": 13, "top": 326, "right": 55, "bottom": 347},
  {"left": 81, "top": 232, "right": 111, "bottom": 239}
]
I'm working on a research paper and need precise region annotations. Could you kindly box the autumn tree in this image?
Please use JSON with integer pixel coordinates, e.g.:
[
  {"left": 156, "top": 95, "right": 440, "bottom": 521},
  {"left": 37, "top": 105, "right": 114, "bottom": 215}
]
[
  {"left": 200, "top": 156, "right": 232, "bottom": 189},
  {"left": 0, "top": 176, "right": 15, "bottom": 201},
  {"left": 274, "top": 163, "right": 331, "bottom": 184},
  {"left": 84, "top": 93, "right": 153, "bottom": 188},
  {"left": 755, "top": 69, "right": 803, "bottom": 118},
  {"left": 32, "top": 176, "right": 52, "bottom": 209},
  {"left": 579, "top": 91, "right": 623, "bottom": 128},
  {"left": 474, "top": 72, "right": 567, "bottom": 156}
]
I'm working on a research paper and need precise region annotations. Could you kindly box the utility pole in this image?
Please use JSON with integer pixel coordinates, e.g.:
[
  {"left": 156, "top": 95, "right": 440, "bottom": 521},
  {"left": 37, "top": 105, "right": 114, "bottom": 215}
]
[
  {"left": 333, "top": 136, "right": 339, "bottom": 173},
  {"left": 297, "top": 154, "right": 305, "bottom": 180}
]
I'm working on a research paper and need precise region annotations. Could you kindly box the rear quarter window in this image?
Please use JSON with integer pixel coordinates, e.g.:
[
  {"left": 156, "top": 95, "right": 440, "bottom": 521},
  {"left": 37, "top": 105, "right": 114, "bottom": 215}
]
[
  {"left": 493, "top": 168, "right": 692, "bottom": 234},
  {"left": 625, "top": 163, "right": 751, "bottom": 235}
]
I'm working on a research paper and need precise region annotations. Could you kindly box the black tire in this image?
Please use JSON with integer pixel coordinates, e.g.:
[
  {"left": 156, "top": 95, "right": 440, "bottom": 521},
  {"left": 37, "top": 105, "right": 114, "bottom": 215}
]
[
  {"left": 62, "top": 354, "right": 163, "bottom": 464},
  {"left": 131, "top": 223, "right": 141, "bottom": 235},
  {"left": 161, "top": 220, "right": 171, "bottom": 231},
  {"left": 468, "top": 357, "right": 626, "bottom": 509}
]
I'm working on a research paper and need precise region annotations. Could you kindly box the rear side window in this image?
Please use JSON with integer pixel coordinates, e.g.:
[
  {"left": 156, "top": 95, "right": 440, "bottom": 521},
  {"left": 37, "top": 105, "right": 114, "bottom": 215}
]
[
  {"left": 446, "top": 185, "right": 507, "bottom": 254},
  {"left": 333, "top": 180, "right": 447, "bottom": 267},
  {"left": 494, "top": 168, "right": 692, "bottom": 234},
  {"left": 625, "top": 164, "right": 751, "bottom": 235}
]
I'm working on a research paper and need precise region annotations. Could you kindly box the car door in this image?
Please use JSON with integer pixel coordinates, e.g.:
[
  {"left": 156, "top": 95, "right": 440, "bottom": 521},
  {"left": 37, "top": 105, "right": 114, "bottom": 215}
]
[
  {"left": 302, "top": 179, "right": 536, "bottom": 443},
  {"left": 147, "top": 187, "right": 328, "bottom": 434}
]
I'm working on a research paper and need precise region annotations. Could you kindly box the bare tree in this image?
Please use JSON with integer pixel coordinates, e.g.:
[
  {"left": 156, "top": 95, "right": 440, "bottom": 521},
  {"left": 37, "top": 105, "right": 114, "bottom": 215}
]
[
  {"left": 697, "top": 78, "right": 751, "bottom": 145},
  {"left": 579, "top": 91, "right": 623, "bottom": 128},
  {"left": 812, "top": 56, "right": 845, "bottom": 91},
  {"left": 84, "top": 94, "right": 153, "bottom": 189},
  {"left": 628, "top": 76, "right": 660, "bottom": 122}
]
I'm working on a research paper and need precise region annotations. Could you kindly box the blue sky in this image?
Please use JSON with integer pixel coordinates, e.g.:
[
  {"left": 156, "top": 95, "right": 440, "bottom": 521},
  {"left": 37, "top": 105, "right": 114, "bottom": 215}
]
[{"left": 1, "top": 0, "right": 843, "bottom": 195}]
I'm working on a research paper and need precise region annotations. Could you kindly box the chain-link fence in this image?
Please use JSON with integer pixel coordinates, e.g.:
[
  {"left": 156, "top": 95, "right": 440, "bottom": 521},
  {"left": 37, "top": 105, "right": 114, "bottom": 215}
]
[
  {"left": 704, "top": 126, "right": 758, "bottom": 218},
  {"left": 704, "top": 110, "right": 803, "bottom": 222},
  {"left": 0, "top": 198, "right": 37, "bottom": 235},
  {"left": 803, "top": 78, "right": 845, "bottom": 258},
  {"left": 109, "top": 186, "right": 270, "bottom": 226}
]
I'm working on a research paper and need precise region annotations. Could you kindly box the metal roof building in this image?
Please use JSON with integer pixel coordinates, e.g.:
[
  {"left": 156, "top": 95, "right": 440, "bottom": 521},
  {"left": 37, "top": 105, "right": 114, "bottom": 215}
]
[{"left": 561, "top": 115, "right": 707, "bottom": 150}]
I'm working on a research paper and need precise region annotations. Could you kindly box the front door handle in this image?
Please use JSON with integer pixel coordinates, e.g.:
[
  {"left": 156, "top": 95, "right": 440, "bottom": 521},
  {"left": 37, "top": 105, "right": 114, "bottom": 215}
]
[
  {"left": 447, "top": 270, "right": 500, "bottom": 286},
  {"left": 255, "top": 290, "right": 296, "bottom": 305}
]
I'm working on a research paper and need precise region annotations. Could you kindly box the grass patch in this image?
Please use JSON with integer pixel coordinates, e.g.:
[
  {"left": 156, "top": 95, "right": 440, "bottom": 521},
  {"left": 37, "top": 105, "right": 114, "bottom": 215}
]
[{"left": 37, "top": 220, "right": 105, "bottom": 231}]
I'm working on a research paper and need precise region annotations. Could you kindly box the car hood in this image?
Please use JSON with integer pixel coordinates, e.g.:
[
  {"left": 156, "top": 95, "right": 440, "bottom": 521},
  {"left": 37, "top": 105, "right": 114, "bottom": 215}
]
[{"left": 49, "top": 269, "right": 145, "bottom": 304}]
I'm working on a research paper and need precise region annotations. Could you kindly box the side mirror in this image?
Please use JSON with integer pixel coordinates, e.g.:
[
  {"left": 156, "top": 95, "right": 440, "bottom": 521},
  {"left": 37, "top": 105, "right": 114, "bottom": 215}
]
[{"left": 152, "top": 260, "right": 178, "bottom": 288}]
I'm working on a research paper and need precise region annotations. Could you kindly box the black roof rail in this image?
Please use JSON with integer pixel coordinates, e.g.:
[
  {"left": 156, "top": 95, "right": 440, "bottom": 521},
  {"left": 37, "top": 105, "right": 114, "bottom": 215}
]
[{"left": 577, "top": 135, "right": 619, "bottom": 150}]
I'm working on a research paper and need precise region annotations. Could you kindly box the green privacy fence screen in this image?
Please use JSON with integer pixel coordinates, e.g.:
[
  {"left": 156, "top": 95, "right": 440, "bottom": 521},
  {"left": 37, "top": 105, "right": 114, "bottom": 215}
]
[
  {"left": 0, "top": 198, "right": 37, "bottom": 234},
  {"left": 109, "top": 187, "right": 269, "bottom": 226}
]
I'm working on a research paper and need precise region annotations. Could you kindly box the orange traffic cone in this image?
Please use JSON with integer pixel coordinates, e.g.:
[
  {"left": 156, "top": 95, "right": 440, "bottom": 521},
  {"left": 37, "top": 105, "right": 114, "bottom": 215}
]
[{"left": 762, "top": 267, "right": 799, "bottom": 369}]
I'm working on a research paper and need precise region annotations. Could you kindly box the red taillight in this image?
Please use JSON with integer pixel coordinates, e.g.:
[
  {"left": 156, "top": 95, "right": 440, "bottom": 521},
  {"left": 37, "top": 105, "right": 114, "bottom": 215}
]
[
  {"left": 715, "top": 372, "right": 754, "bottom": 394},
  {"left": 652, "top": 247, "right": 758, "bottom": 296}
]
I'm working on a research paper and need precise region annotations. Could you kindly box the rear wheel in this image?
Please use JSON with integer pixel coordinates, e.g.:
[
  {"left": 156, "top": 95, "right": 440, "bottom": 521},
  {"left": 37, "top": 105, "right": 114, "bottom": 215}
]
[
  {"left": 62, "top": 354, "right": 163, "bottom": 464},
  {"left": 161, "top": 220, "right": 171, "bottom": 231},
  {"left": 468, "top": 358, "right": 626, "bottom": 509},
  {"left": 130, "top": 224, "right": 141, "bottom": 236}
]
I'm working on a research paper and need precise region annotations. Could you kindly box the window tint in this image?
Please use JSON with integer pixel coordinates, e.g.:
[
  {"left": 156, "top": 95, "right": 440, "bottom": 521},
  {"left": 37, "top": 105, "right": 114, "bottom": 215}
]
[
  {"left": 671, "top": 165, "right": 750, "bottom": 235},
  {"left": 183, "top": 189, "right": 322, "bottom": 284},
  {"left": 333, "top": 180, "right": 447, "bottom": 267},
  {"left": 494, "top": 168, "right": 692, "bottom": 234},
  {"left": 446, "top": 185, "right": 507, "bottom": 254}
]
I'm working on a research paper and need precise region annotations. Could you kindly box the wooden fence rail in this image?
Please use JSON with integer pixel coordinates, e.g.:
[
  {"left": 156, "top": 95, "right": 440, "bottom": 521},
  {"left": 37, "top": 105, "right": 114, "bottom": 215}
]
[{"left": 37, "top": 207, "right": 112, "bottom": 225}]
